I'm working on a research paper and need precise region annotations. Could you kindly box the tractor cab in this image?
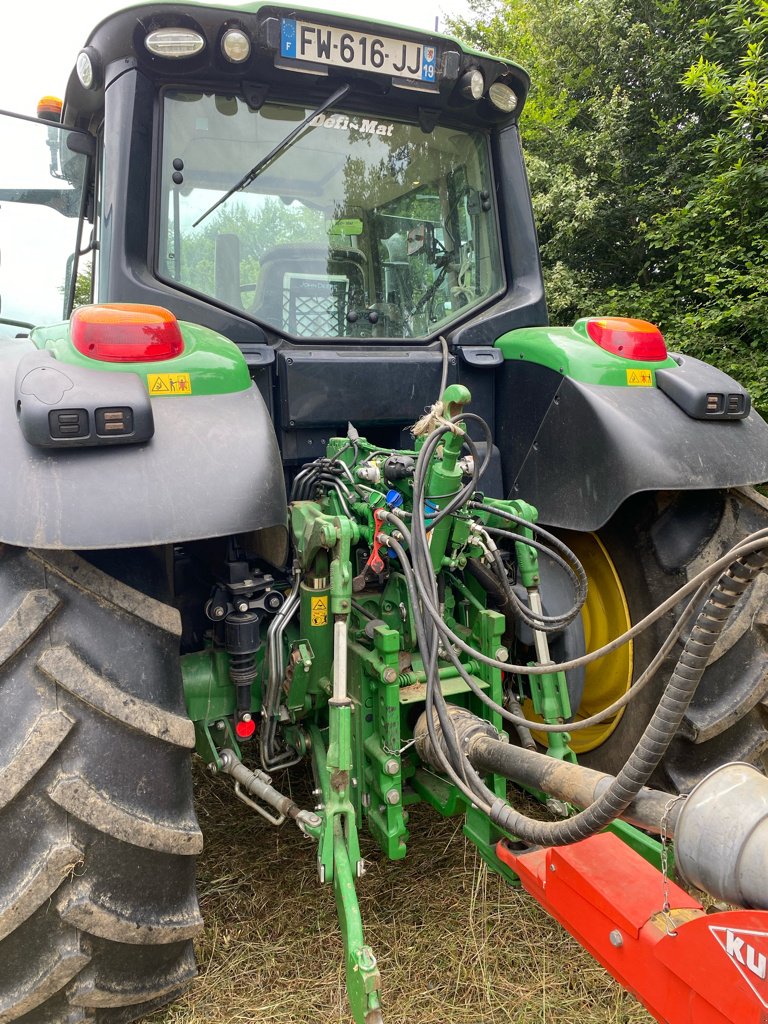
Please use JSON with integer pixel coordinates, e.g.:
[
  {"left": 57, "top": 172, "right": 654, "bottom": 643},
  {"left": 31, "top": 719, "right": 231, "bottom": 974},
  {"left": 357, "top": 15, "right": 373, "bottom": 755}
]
[
  {"left": 0, "top": 3, "right": 541, "bottom": 462},
  {"left": 157, "top": 90, "right": 504, "bottom": 341},
  {"left": 3, "top": 9, "right": 768, "bottom": 1024}
]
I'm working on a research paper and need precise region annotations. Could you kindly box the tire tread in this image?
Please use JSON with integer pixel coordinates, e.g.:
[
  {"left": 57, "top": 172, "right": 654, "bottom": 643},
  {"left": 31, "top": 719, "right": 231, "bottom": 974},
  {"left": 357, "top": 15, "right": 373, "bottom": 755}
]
[
  {"left": 0, "top": 546, "right": 200, "bottom": 1024},
  {"left": 0, "top": 711, "right": 74, "bottom": 809},
  {"left": 37, "top": 646, "right": 195, "bottom": 749}
]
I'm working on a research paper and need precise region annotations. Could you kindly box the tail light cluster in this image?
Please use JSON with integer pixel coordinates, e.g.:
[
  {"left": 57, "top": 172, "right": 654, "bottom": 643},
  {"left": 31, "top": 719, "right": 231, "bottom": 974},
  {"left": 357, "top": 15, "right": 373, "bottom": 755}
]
[
  {"left": 71, "top": 304, "right": 184, "bottom": 363},
  {"left": 584, "top": 317, "right": 668, "bottom": 362}
]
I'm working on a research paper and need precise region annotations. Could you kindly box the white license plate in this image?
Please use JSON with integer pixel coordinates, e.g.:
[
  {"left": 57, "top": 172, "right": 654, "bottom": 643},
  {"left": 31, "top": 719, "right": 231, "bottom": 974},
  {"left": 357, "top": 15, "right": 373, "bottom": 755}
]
[{"left": 280, "top": 19, "right": 437, "bottom": 83}]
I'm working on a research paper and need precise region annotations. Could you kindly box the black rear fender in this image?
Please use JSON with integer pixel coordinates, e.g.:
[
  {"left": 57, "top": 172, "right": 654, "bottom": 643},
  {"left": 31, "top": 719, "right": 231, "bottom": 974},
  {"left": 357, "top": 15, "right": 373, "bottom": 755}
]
[
  {"left": 0, "top": 341, "right": 287, "bottom": 549},
  {"left": 497, "top": 361, "right": 768, "bottom": 530}
]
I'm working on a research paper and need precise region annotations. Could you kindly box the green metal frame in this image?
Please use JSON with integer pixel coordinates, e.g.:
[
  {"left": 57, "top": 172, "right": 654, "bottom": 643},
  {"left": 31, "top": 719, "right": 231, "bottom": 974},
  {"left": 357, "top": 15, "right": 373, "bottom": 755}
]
[{"left": 178, "top": 386, "right": 676, "bottom": 1023}]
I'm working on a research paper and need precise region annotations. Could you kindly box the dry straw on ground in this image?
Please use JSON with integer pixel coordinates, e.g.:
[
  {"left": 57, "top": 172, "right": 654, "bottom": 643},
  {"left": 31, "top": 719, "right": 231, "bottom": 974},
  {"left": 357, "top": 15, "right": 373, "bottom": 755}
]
[{"left": 154, "top": 763, "right": 653, "bottom": 1024}]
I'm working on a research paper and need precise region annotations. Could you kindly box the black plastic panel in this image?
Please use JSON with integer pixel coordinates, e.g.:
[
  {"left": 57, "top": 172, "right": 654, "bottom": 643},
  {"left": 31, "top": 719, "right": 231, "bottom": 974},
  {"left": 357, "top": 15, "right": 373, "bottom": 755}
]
[
  {"left": 507, "top": 372, "right": 768, "bottom": 531},
  {"left": 15, "top": 351, "right": 154, "bottom": 448},
  {"left": 278, "top": 347, "right": 447, "bottom": 428},
  {"left": 656, "top": 354, "right": 750, "bottom": 420}
]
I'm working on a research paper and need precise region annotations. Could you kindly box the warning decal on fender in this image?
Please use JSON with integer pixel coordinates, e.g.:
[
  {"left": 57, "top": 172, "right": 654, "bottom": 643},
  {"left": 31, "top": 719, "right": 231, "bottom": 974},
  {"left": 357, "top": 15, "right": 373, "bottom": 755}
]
[
  {"left": 710, "top": 925, "right": 768, "bottom": 1007},
  {"left": 626, "top": 368, "right": 653, "bottom": 387},
  {"left": 147, "top": 372, "right": 192, "bottom": 395}
]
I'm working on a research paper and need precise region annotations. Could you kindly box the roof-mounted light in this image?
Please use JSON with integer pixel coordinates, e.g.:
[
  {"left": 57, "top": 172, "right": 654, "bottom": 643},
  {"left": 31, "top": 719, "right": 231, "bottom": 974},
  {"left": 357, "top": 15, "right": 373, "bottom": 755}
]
[
  {"left": 459, "top": 70, "right": 485, "bottom": 101},
  {"left": 221, "top": 28, "right": 251, "bottom": 63},
  {"left": 36, "top": 96, "right": 62, "bottom": 123},
  {"left": 71, "top": 304, "right": 185, "bottom": 363},
  {"left": 145, "top": 28, "right": 205, "bottom": 58},
  {"left": 584, "top": 317, "right": 668, "bottom": 362},
  {"left": 76, "top": 52, "right": 94, "bottom": 88},
  {"left": 75, "top": 47, "right": 102, "bottom": 90},
  {"left": 488, "top": 81, "right": 517, "bottom": 113}
]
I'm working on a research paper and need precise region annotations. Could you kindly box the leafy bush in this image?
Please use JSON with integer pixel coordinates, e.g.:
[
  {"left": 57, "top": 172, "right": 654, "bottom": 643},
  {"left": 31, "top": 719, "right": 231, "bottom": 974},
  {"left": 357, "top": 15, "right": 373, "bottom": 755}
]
[{"left": 450, "top": 0, "right": 768, "bottom": 413}]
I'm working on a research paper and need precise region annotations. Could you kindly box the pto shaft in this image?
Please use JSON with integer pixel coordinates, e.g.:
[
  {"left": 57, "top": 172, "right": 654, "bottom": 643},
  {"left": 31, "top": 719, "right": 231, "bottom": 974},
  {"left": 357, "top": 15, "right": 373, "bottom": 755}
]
[
  {"left": 467, "top": 733, "right": 684, "bottom": 837},
  {"left": 414, "top": 706, "right": 768, "bottom": 909}
]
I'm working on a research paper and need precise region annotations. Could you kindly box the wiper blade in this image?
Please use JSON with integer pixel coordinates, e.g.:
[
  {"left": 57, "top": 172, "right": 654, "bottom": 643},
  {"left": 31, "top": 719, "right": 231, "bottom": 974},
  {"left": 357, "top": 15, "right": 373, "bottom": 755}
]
[
  {"left": 193, "top": 83, "right": 351, "bottom": 228},
  {"left": 0, "top": 316, "right": 35, "bottom": 331}
]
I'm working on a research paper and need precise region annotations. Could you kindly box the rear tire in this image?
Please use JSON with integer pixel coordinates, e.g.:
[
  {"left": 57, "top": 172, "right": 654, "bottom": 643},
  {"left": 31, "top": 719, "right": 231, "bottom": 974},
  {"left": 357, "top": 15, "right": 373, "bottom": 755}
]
[
  {"left": 0, "top": 546, "right": 202, "bottom": 1024},
  {"left": 575, "top": 487, "right": 768, "bottom": 791}
]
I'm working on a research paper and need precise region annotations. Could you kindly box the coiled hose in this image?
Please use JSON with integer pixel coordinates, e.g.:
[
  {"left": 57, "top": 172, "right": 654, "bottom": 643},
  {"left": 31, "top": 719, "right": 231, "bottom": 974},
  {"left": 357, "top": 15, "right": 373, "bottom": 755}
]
[
  {"left": 383, "top": 412, "right": 768, "bottom": 844},
  {"left": 490, "top": 543, "right": 768, "bottom": 844}
]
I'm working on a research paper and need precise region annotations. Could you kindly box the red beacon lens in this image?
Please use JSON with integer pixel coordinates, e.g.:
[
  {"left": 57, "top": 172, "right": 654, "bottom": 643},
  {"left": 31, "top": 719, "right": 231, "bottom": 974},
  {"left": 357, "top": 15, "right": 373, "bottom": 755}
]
[
  {"left": 585, "top": 317, "right": 667, "bottom": 362},
  {"left": 71, "top": 304, "right": 184, "bottom": 363}
]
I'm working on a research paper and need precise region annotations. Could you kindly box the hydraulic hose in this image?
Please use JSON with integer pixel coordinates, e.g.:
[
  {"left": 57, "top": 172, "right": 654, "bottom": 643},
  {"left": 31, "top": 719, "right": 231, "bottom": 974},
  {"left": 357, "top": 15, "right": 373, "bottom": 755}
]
[
  {"left": 385, "top": 499, "right": 768, "bottom": 735},
  {"left": 394, "top": 412, "right": 768, "bottom": 845},
  {"left": 486, "top": 540, "right": 583, "bottom": 633},
  {"left": 415, "top": 706, "right": 686, "bottom": 837},
  {"left": 385, "top": 533, "right": 491, "bottom": 812},
  {"left": 388, "top": 504, "right": 768, "bottom": 689},
  {"left": 491, "top": 543, "right": 768, "bottom": 844}
]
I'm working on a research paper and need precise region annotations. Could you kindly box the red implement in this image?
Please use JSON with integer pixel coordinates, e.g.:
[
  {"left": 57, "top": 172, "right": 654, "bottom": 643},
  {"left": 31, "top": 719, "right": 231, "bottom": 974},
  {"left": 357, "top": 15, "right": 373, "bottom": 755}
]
[{"left": 497, "top": 832, "right": 768, "bottom": 1023}]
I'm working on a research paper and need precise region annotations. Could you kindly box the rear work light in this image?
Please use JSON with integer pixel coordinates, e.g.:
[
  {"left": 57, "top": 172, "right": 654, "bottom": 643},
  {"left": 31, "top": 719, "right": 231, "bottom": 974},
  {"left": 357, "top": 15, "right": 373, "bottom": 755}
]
[
  {"left": 71, "top": 304, "right": 184, "bottom": 363},
  {"left": 585, "top": 317, "right": 668, "bottom": 362},
  {"left": 145, "top": 27, "right": 205, "bottom": 58},
  {"left": 221, "top": 27, "right": 251, "bottom": 63},
  {"left": 488, "top": 81, "right": 517, "bottom": 112}
]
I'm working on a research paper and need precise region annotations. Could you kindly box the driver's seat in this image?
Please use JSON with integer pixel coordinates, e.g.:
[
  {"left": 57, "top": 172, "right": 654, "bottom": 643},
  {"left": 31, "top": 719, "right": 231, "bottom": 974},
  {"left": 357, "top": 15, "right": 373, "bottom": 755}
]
[{"left": 250, "top": 243, "right": 366, "bottom": 336}]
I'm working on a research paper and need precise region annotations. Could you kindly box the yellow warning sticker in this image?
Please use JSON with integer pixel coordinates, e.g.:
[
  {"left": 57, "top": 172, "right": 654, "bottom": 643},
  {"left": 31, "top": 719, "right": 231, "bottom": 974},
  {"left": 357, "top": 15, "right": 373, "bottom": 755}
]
[
  {"left": 626, "top": 369, "right": 653, "bottom": 387},
  {"left": 310, "top": 596, "right": 328, "bottom": 627},
  {"left": 147, "top": 372, "right": 192, "bottom": 396}
]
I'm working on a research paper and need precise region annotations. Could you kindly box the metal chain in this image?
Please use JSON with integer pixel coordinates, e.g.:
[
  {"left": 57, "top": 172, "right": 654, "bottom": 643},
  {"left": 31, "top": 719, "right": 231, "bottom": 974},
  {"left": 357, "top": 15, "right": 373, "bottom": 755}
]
[
  {"left": 383, "top": 737, "right": 417, "bottom": 757},
  {"left": 659, "top": 794, "right": 686, "bottom": 937}
]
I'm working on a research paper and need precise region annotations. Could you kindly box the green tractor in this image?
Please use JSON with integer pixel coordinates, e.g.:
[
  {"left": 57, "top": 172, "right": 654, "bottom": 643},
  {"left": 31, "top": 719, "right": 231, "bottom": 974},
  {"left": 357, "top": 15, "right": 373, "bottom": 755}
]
[{"left": 2, "top": 5, "right": 768, "bottom": 1023}]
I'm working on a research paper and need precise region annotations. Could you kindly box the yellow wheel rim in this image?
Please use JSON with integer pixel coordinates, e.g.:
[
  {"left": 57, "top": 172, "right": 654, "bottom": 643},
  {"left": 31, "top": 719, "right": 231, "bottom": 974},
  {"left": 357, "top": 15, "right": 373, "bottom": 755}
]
[{"left": 524, "top": 531, "right": 633, "bottom": 753}]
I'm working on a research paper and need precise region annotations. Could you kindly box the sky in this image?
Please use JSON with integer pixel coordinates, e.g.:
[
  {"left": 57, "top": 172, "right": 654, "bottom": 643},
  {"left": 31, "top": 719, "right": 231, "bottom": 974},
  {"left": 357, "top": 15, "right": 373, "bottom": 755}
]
[{"left": 0, "top": 0, "right": 477, "bottom": 115}]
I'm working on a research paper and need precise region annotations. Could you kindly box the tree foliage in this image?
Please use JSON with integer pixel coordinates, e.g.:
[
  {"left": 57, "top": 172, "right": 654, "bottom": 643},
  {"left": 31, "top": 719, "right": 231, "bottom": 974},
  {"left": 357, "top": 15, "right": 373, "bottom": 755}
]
[
  {"left": 450, "top": 0, "right": 768, "bottom": 410},
  {"left": 72, "top": 260, "right": 92, "bottom": 308},
  {"left": 178, "top": 198, "right": 327, "bottom": 298}
]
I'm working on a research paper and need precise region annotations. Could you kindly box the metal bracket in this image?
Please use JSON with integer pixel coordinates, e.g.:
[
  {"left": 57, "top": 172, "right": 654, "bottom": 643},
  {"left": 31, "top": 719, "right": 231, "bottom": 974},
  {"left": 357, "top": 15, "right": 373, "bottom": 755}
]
[{"left": 232, "top": 780, "right": 286, "bottom": 826}]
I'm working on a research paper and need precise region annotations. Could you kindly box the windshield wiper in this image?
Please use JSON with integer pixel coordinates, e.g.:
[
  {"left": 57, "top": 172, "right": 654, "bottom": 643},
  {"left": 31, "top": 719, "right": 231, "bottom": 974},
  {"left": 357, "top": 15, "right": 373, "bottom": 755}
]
[
  {"left": 0, "top": 316, "right": 35, "bottom": 330},
  {"left": 193, "top": 83, "right": 351, "bottom": 228}
]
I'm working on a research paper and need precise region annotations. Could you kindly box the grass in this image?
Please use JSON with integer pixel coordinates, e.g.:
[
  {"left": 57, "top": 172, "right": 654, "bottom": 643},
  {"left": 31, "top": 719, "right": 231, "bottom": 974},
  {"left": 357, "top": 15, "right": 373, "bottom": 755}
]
[{"left": 154, "top": 763, "right": 653, "bottom": 1024}]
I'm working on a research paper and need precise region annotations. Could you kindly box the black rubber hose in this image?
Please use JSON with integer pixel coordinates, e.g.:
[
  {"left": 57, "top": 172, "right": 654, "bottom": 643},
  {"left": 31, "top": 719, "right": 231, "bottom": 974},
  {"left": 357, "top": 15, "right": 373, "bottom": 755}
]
[
  {"left": 488, "top": 544, "right": 582, "bottom": 633},
  {"left": 489, "top": 544, "right": 768, "bottom": 845},
  {"left": 406, "top": 528, "right": 768, "bottom": 678},
  {"left": 384, "top": 510, "right": 768, "bottom": 732},
  {"left": 403, "top": 425, "right": 498, "bottom": 810},
  {"left": 466, "top": 734, "right": 683, "bottom": 837},
  {"left": 484, "top": 527, "right": 586, "bottom": 628},
  {"left": 385, "top": 534, "right": 491, "bottom": 811},
  {"left": 403, "top": 417, "right": 768, "bottom": 843},
  {"left": 482, "top": 526, "right": 584, "bottom": 600},
  {"left": 467, "top": 500, "right": 585, "bottom": 559},
  {"left": 413, "top": 415, "right": 490, "bottom": 528},
  {"left": 465, "top": 557, "right": 515, "bottom": 616}
]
